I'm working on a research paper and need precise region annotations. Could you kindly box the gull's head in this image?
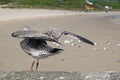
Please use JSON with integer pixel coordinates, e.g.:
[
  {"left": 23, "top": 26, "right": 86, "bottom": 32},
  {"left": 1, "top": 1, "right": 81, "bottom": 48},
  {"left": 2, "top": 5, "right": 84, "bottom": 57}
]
[
  {"left": 11, "top": 29, "right": 39, "bottom": 39},
  {"left": 11, "top": 32, "right": 17, "bottom": 37},
  {"left": 12, "top": 27, "right": 31, "bottom": 38},
  {"left": 11, "top": 31, "right": 22, "bottom": 38}
]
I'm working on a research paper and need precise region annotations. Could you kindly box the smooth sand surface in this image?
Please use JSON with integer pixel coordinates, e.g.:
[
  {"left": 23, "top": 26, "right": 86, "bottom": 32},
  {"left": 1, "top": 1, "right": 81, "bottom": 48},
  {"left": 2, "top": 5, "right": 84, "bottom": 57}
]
[
  {"left": 0, "top": 8, "right": 81, "bottom": 22},
  {"left": 0, "top": 9, "right": 120, "bottom": 72}
]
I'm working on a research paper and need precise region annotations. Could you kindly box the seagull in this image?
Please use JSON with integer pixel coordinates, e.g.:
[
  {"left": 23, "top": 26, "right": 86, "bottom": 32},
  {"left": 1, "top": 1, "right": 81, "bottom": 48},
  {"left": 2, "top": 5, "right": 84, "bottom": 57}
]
[{"left": 11, "top": 27, "right": 94, "bottom": 71}]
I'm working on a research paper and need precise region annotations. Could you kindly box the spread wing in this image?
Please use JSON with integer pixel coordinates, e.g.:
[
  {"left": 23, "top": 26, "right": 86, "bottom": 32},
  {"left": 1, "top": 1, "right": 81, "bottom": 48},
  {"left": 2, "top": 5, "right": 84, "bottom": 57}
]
[
  {"left": 11, "top": 30, "right": 60, "bottom": 44},
  {"left": 63, "top": 31, "right": 94, "bottom": 45},
  {"left": 43, "top": 27, "right": 94, "bottom": 46}
]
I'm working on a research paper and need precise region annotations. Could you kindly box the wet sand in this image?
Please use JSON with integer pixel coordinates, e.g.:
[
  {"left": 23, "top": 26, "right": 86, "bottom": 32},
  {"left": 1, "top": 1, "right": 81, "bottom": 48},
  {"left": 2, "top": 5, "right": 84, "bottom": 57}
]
[{"left": 0, "top": 9, "right": 120, "bottom": 72}]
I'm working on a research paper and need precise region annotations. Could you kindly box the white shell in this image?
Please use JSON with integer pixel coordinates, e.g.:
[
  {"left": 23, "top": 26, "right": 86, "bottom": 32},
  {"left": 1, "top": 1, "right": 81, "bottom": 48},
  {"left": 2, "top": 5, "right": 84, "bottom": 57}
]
[
  {"left": 78, "top": 40, "right": 81, "bottom": 42},
  {"left": 59, "top": 76, "right": 65, "bottom": 79},
  {"left": 103, "top": 47, "right": 107, "bottom": 50},
  {"left": 71, "top": 43, "right": 75, "bottom": 46},
  {"left": 94, "top": 42, "right": 98, "bottom": 46},
  {"left": 40, "top": 77, "right": 44, "bottom": 80}
]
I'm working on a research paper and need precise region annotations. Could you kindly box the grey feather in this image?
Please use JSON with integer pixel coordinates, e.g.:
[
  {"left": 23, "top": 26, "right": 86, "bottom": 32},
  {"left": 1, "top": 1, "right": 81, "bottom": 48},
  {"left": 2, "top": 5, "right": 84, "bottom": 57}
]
[
  {"left": 11, "top": 30, "right": 60, "bottom": 44},
  {"left": 63, "top": 31, "right": 94, "bottom": 45},
  {"left": 43, "top": 27, "right": 94, "bottom": 45}
]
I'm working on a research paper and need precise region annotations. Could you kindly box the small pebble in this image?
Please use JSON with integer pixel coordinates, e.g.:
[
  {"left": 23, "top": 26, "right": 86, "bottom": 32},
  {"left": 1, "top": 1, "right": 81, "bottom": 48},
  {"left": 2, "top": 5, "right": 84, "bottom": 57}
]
[
  {"left": 117, "top": 44, "right": 120, "bottom": 47},
  {"left": 70, "top": 39, "right": 74, "bottom": 42},
  {"left": 94, "top": 42, "right": 98, "bottom": 46},
  {"left": 85, "top": 75, "right": 93, "bottom": 79},
  {"left": 71, "top": 43, "right": 75, "bottom": 46},
  {"left": 59, "top": 76, "right": 65, "bottom": 79},
  {"left": 93, "top": 47, "right": 99, "bottom": 51},
  {"left": 61, "top": 59, "right": 64, "bottom": 61},
  {"left": 104, "top": 40, "right": 109, "bottom": 43},
  {"left": 64, "top": 12, "right": 66, "bottom": 14},
  {"left": 78, "top": 46, "right": 81, "bottom": 48},
  {"left": 103, "top": 47, "right": 107, "bottom": 50},
  {"left": 107, "top": 42, "right": 112, "bottom": 46},
  {"left": 111, "top": 51, "right": 114, "bottom": 54},
  {"left": 78, "top": 40, "right": 81, "bottom": 42},
  {"left": 116, "top": 60, "right": 120, "bottom": 63},
  {"left": 40, "top": 76, "right": 44, "bottom": 80}
]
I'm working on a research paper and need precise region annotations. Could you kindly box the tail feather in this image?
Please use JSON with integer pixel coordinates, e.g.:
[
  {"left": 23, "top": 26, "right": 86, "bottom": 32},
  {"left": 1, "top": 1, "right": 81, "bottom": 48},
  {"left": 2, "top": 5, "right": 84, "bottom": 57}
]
[{"left": 49, "top": 48, "right": 64, "bottom": 55}]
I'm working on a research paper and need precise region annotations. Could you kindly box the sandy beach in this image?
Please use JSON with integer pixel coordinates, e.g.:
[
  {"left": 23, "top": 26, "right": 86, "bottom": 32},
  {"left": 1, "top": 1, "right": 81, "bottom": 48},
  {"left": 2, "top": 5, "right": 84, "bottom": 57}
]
[{"left": 0, "top": 9, "right": 120, "bottom": 72}]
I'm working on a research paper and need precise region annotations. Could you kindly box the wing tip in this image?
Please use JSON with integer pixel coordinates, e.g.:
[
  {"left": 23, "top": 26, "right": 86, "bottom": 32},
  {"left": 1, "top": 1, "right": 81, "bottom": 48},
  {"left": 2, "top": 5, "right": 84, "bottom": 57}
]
[
  {"left": 91, "top": 43, "right": 95, "bottom": 46},
  {"left": 87, "top": 41, "right": 95, "bottom": 46}
]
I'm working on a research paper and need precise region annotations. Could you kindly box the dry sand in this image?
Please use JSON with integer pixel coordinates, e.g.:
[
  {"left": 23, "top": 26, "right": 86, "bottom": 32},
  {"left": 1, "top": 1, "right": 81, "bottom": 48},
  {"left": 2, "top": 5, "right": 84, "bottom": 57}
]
[{"left": 0, "top": 9, "right": 120, "bottom": 72}]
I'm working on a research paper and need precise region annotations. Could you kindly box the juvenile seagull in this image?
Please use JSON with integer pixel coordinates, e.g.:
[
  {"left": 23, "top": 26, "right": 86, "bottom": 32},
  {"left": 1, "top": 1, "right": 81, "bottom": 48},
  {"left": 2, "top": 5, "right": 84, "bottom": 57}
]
[{"left": 11, "top": 27, "right": 94, "bottom": 71}]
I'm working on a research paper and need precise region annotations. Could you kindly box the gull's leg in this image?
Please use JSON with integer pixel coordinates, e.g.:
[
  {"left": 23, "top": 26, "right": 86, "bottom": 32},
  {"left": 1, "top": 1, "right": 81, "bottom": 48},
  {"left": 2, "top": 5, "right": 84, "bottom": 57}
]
[
  {"left": 36, "top": 59, "right": 39, "bottom": 71},
  {"left": 30, "top": 59, "right": 35, "bottom": 72}
]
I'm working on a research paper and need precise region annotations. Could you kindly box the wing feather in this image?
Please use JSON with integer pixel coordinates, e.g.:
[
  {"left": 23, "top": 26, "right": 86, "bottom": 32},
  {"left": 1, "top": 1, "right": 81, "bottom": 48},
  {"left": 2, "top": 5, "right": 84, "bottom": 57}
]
[
  {"left": 12, "top": 27, "right": 94, "bottom": 45},
  {"left": 11, "top": 30, "right": 60, "bottom": 44},
  {"left": 42, "top": 27, "right": 94, "bottom": 46},
  {"left": 63, "top": 31, "right": 94, "bottom": 45}
]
